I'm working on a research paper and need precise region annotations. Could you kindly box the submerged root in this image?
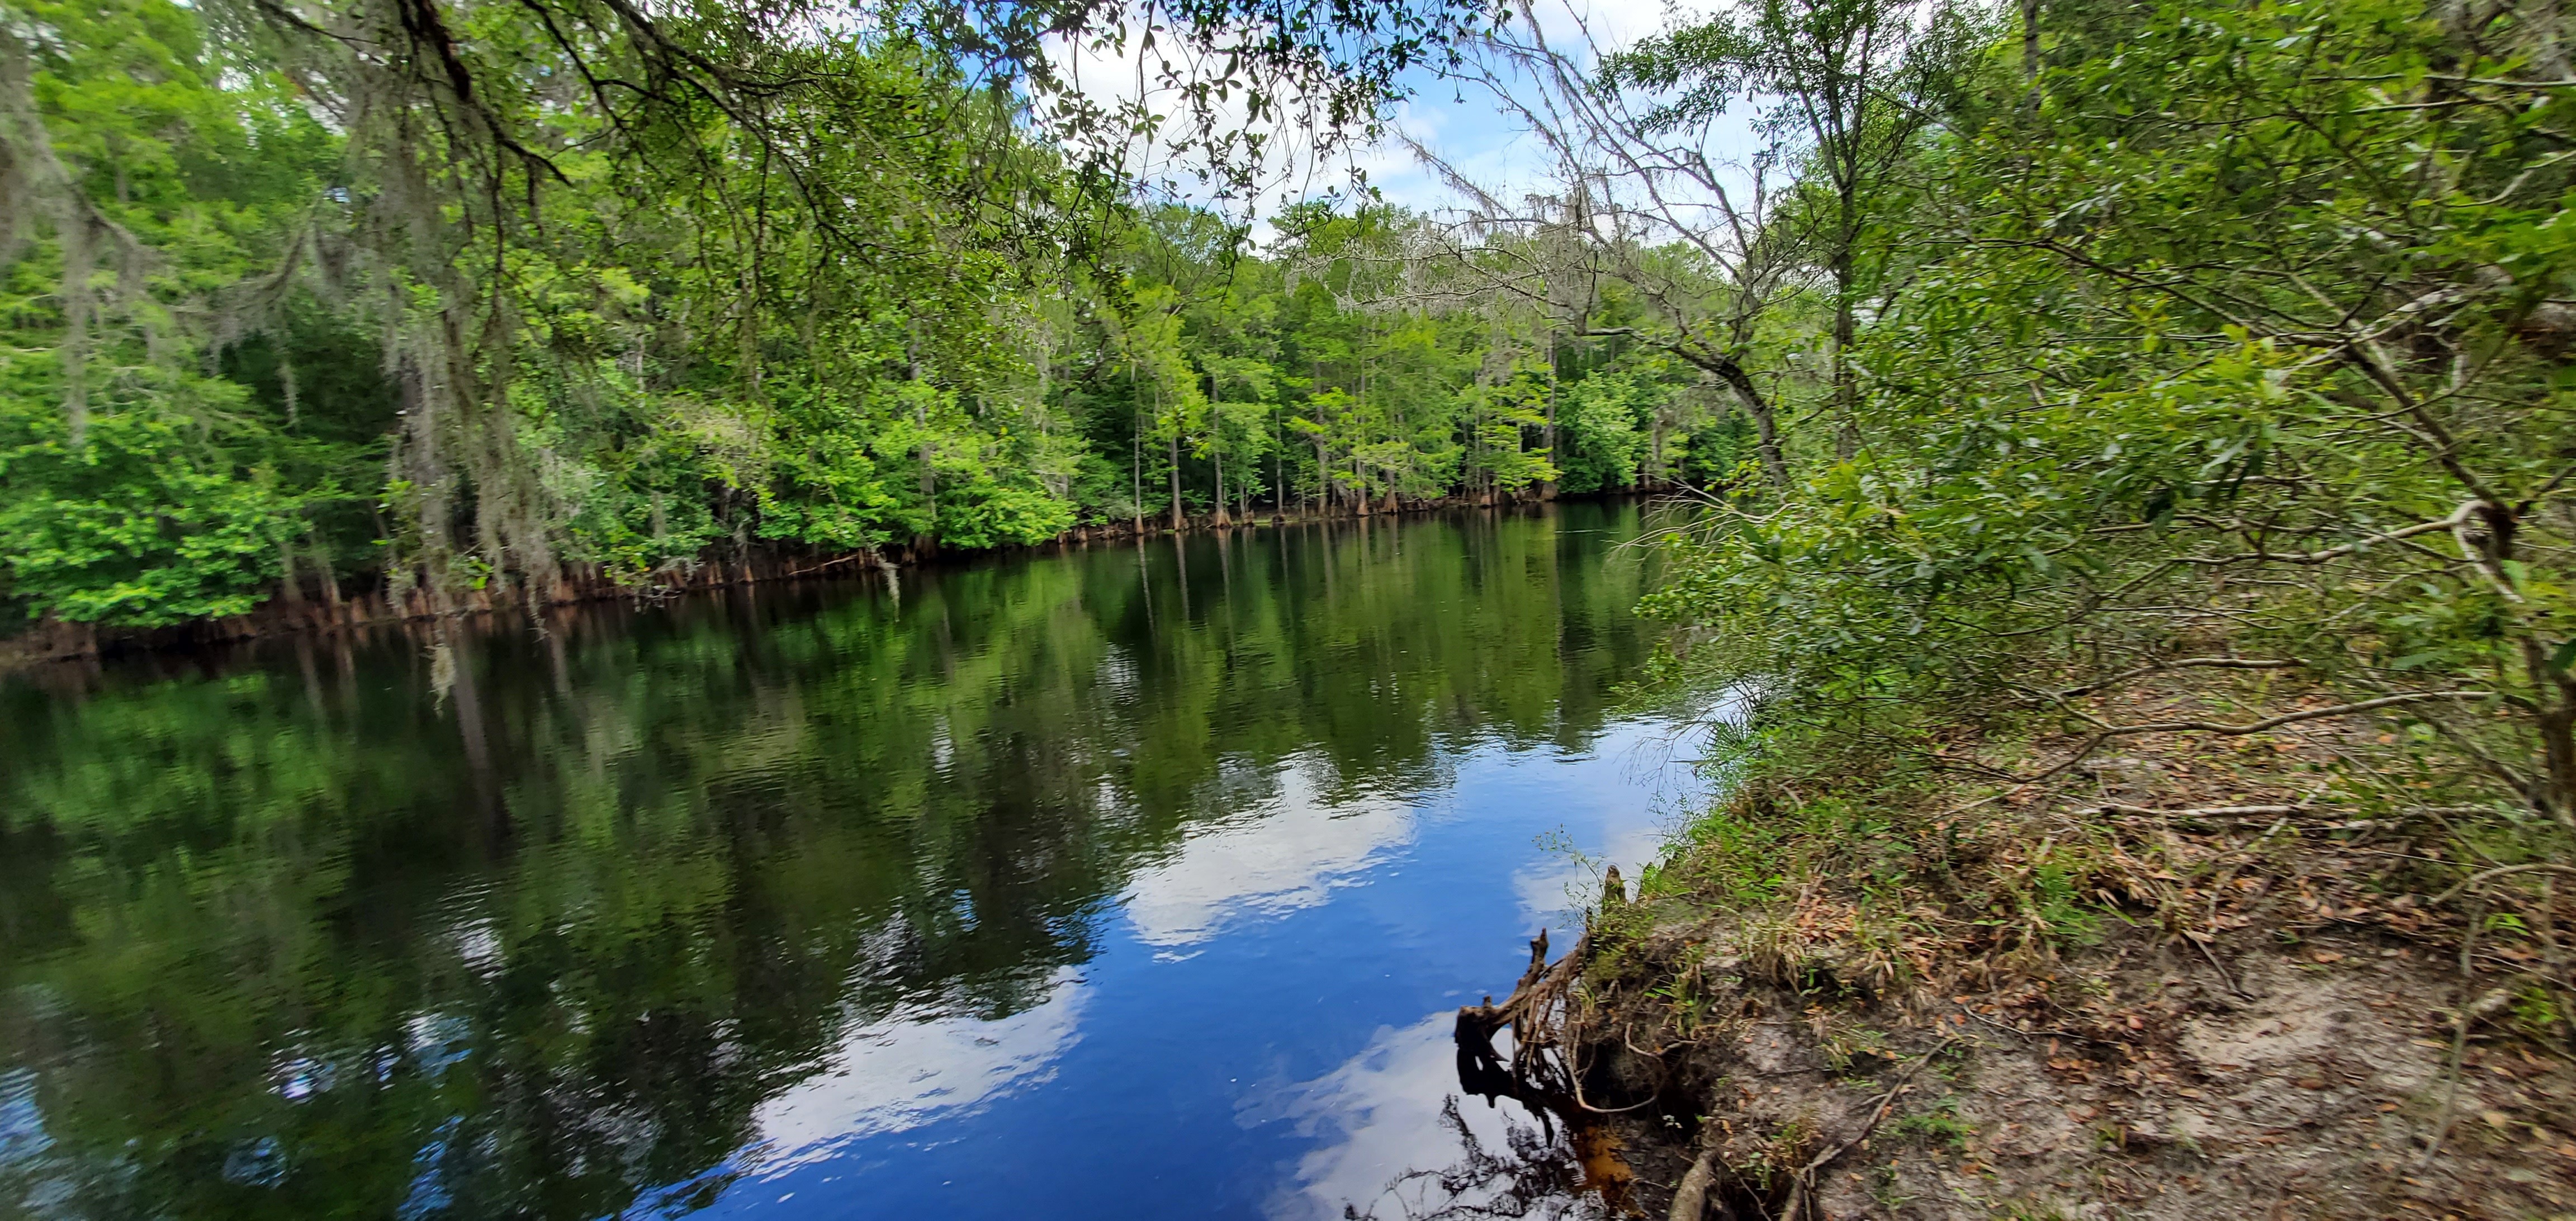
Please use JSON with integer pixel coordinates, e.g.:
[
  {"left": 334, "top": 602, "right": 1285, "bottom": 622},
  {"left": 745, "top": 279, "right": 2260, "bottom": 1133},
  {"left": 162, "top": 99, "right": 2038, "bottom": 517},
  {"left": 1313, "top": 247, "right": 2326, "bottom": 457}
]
[{"left": 1455, "top": 927, "right": 1656, "bottom": 1216}]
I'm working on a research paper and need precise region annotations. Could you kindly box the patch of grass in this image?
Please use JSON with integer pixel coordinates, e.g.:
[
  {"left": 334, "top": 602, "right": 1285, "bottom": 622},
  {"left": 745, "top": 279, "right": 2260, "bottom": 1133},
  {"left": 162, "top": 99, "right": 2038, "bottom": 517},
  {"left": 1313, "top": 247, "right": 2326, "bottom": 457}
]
[
  {"left": 1642, "top": 962, "right": 1717, "bottom": 1035},
  {"left": 1991, "top": 1203, "right": 2072, "bottom": 1221},
  {"left": 2027, "top": 863, "right": 2101, "bottom": 946},
  {"left": 1671, "top": 802, "right": 1796, "bottom": 907},
  {"left": 2508, "top": 984, "right": 2566, "bottom": 1043},
  {"left": 1893, "top": 1096, "right": 1974, "bottom": 1150},
  {"left": 1868, "top": 1162, "right": 1914, "bottom": 1213},
  {"left": 1819, "top": 1018, "right": 1893, "bottom": 1077}
]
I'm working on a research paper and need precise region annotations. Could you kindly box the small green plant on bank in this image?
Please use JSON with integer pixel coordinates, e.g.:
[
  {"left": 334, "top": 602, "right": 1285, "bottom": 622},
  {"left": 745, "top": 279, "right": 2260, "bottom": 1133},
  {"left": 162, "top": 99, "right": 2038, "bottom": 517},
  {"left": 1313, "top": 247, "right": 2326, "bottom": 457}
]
[
  {"left": 1992, "top": 1203, "right": 2073, "bottom": 1221},
  {"left": 1992, "top": 859, "right": 2104, "bottom": 952},
  {"left": 1868, "top": 1162, "right": 1913, "bottom": 1213},
  {"left": 2511, "top": 986, "right": 2566, "bottom": 1044},
  {"left": 1643, "top": 963, "right": 1714, "bottom": 1035},
  {"left": 1819, "top": 1019, "right": 1893, "bottom": 1078},
  {"left": 1894, "top": 1096, "right": 1974, "bottom": 1151},
  {"left": 1756, "top": 1116, "right": 1817, "bottom": 1182}
]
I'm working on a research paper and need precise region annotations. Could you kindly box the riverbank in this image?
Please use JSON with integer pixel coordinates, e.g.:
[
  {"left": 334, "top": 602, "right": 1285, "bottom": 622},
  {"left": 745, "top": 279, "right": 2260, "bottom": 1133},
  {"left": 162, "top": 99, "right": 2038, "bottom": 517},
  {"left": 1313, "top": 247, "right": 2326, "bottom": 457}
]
[
  {"left": 0, "top": 486, "right": 1655, "bottom": 670},
  {"left": 1462, "top": 674, "right": 2576, "bottom": 1219}
]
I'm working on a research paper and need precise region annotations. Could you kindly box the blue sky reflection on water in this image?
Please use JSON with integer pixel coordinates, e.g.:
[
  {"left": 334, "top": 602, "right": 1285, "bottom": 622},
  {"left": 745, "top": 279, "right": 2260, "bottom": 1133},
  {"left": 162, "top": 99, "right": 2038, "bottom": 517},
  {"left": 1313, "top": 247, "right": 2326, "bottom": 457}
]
[
  {"left": 705, "top": 722, "right": 1702, "bottom": 1220},
  {"left": 0, "top": 503, "right": 1702, "bottom": 1220}
]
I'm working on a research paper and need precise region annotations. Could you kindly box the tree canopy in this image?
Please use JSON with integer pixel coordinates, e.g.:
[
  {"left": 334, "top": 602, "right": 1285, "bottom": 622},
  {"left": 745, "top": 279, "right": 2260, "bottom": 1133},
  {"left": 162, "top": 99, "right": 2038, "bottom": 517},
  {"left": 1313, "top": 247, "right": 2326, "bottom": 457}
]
[
  {"left": 1596, "top": 0, "right": 2576, "bottom": 839},
  {"left": 0, "top": 0, "right": 1741, "bottom": 630},
  {"left": 6, "top": 1, "right": 1051, "bottom": 621},
  {"left": 16, "top": 0, "right": 2575, "bottom": 856}
]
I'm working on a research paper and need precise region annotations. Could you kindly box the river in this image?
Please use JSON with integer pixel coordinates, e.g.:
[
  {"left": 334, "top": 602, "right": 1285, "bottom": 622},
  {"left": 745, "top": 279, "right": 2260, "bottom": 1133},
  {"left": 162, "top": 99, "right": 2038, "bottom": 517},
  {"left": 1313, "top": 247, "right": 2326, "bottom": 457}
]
[{"left": 0, "top": 500, "right": 1705, "bottom": 1220}]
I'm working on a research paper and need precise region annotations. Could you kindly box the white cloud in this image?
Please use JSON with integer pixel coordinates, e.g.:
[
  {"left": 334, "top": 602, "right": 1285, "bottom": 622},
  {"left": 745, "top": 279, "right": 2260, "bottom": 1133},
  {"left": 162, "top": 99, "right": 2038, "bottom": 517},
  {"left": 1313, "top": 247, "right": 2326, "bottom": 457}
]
[
  {"left": 1358, "top": 0, "right": 1688, "bottom": 214},
  {"left": 1260, "top": 1014, "right": 1513, "bottom": 1220},
  {"left": 1031, "top": 0, "right": 1701, "bottom": 233},
  {"left": 1120, "top": 756, "right": 1419, "bottom": 948},
  {"left": 1528, "top": 0, "right": 1675, "bottom": 53},
  {"left": 1498, "top": 716, "right": 1720, "bottom": 925},
  {"left": 746, "top": 971, "right": 1087, "bottom": 1170}
]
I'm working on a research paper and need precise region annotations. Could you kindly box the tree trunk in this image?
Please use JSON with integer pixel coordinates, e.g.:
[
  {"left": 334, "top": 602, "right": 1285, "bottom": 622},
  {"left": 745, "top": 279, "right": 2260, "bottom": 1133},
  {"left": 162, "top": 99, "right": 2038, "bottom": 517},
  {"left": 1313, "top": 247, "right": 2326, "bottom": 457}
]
[
  {"left": 1830, "top": 245, "right": 1859, "bottom": 462},
  {"left": 2021, "top": 0, "right": 2043, "bottom": 86},
  {"left": 913, "top": 343, "right": 935, "bottom": 554},
  {"left": 312, "top": 537, "right": 343, "bottom": 613},
  {"left": 1213, "top": 442, "right": 1230, "bottom": 526},
  {"left": 2537, "top": 693, "right": 2576, "bottom": 830},
  {"left": 2518, "top": 630, "right": 2576, "bottom": 830},
  {"left": 1543, "top": 328, "right": 1560, "bottom": 498},
  {"left": 1704, "top": 358, "right": 1791, "bottom": 491},
  {"left": 1312, "top": 383, "right": 1332, "bottom": 513},
  {"left": 277, "top": 541, "right": 306, "bottom": 607}
]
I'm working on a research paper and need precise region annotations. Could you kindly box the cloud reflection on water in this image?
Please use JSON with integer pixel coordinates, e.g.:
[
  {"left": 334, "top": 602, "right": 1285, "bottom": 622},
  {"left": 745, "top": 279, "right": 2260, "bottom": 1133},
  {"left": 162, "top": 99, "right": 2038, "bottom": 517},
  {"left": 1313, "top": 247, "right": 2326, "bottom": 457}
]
[
  {"left": 1121, "top": 755, "right": 1422, "bottom": 949},
  {"left": 748, "top": 969, "right": 1088, "bottom": 1170},
  {"left": 1262, "top": 1014, "right": 1504, "bottom": 1220},
  {"left": 1259, "top": 1014, "right": 1608, "bottom": 1221}
]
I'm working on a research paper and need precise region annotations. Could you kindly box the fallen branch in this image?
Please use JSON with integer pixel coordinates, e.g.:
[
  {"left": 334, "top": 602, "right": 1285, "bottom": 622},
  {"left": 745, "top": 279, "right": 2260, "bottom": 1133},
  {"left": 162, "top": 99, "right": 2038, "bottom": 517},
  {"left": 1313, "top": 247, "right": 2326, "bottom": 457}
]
[
  {"left": 1952, "top": 1001, "right": 2109, "bottom": 1046},
  {"left": 2430, "top": 862, "right": 2576, "bottom": 906},
  {"left": 2015, "top": 690, "right": 2495, "bottom": 784},
  {"left": 2178, "top": 503, "right": 2480, "bottom": 567},
  {"left": 1777, "top": 1039, "right": 1957, "bottom": 1221},
  {"left": 2418, "top": 901, "right": 2485, "bottom": 1168},
  {"left": 1665, "top": 1115, "right": 1729, "bottom": 1221},
  {"left": 2186, "top": 931, "right": 2251, "bottom": 999},
  {"left": 2098, "top": 803, "right": 2309, "bottom": 818},
  {"left": 785, "top": 550, "right": 880, "bottom": 578},
  {"left": 2058, "top": 656, "right": 2302, "bottom": 697}
]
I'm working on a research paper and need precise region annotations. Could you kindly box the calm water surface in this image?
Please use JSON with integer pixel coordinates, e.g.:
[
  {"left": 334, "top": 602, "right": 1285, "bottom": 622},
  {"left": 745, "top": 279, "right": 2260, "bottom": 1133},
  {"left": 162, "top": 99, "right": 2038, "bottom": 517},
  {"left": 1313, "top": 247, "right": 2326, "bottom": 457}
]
[{"left": 0, "top": 501, "right": 1703, "bottom": 1220}]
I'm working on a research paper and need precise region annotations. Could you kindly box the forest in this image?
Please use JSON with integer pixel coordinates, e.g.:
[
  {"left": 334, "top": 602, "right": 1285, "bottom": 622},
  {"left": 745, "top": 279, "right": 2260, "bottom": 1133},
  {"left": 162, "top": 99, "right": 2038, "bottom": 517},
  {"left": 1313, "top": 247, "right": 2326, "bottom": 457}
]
[
  {"left": 1436, "top": 0, "right": 2576, "bottom": 1210},
  {"left": 6, "top": 0, "right": 2572, "bottom": 953},
  {"left": 7, "top": 0, "right": 2576, "bottom": 1211},
  {"left": 13, "top": 0, "right": 2574, "bottom": 846},
  {"left": 2, "top": 0, "right": 1734, "bottom": 635}
]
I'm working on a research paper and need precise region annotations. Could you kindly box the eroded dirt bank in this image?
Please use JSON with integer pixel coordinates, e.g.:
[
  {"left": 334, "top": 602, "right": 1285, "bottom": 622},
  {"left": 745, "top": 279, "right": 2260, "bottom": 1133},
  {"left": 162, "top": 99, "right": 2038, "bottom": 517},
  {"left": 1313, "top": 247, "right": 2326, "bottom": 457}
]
[{"left": 1459, "top": 689, "right": 2575, "bottom": 1219}]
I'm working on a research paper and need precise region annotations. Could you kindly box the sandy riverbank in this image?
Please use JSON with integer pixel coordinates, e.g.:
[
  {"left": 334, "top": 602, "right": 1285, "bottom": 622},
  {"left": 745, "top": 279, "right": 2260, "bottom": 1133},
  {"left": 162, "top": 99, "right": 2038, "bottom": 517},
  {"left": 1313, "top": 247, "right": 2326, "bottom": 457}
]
[{"left": 1459, "top": 678, "right": 2574, "bottom": 1219}]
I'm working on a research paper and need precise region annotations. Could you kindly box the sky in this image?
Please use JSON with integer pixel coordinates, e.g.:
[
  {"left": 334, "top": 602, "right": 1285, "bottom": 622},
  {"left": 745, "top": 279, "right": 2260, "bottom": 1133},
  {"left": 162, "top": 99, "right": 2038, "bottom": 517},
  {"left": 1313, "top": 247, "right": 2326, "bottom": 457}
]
[
  {"left": 1045, "top": 0, "right": 1687, "bottom": 242},
  {"left": 1327, "top": 1, "right": 1677, "bottom": 219}
]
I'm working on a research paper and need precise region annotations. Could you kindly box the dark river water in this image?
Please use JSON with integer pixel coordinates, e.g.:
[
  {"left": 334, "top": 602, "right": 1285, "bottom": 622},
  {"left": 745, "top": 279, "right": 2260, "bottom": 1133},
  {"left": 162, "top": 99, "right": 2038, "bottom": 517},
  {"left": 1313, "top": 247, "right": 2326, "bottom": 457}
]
[{"left": 0, "top": 501, "right": 1703, "bottom": 1220}]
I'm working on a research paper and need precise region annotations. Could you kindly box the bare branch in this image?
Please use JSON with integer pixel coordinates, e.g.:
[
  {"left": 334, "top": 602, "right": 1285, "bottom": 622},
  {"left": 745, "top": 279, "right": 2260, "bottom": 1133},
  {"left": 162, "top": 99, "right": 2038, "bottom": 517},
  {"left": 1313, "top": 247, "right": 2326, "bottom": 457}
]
[{"left": 2012, "top": 691, "right": 2498, "bottom": 784}]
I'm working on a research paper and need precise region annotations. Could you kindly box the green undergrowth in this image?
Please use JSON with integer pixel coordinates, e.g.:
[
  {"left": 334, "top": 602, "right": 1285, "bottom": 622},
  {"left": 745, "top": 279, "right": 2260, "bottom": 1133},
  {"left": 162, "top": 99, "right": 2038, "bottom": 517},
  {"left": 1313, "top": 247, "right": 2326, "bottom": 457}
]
[
  {"left": 1595, "top": 738, "right": 2125, "bottom": 1002},
  {"left": 1583, "top": 693, "right": 2575, "bottom": 1054}
]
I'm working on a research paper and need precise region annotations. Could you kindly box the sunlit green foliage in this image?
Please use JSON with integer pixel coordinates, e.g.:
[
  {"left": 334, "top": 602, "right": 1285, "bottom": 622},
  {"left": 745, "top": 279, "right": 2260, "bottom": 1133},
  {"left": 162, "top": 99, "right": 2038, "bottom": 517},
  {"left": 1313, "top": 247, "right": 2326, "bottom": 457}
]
[
  {"left": 1639, "top": 0, "right": 2576, "bottom": 834},
  {"left": 0, "top": 0, "right": 1697, "bottom": 628},
  {"left": 1, "top": 0, "right": 353, "bottom": 624}
]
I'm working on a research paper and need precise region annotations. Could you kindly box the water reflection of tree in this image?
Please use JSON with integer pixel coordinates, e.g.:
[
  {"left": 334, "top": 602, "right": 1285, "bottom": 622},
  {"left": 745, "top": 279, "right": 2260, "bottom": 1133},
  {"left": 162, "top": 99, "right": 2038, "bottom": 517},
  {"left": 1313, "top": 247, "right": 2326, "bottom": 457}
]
[
  {"left": 1344, "top": 1097, "right": 1607, "bottom": 1221},
  {"left": 0, "top": 504, "right": 1657, "bottom": 1219}
]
